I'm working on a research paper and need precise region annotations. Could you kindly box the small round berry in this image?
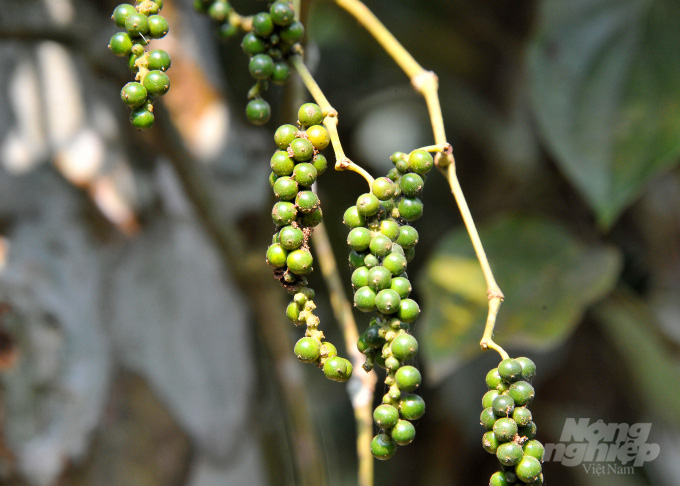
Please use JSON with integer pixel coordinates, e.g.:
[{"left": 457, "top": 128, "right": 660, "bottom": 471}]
[
  {"left": 399, "top": 173, "right": 424, "bottom": 197},
  {"left": 290, "top": 137, "right": 314, "bottom": 161},
  {"left": 363, "top": 253, "right": 379, "bottom": 268},
  {"left": 143, "top": 70, "right": 170, "bottom": 97},
  {"left": 252, "top": 12, "right": 274, "bottom": 36},
  {"left": 482, "top": 389, "right": 501, "bottom": 409},
  {"left": 208, "top": 1, "right": 229, "bottom": 21},
  {"left": 367, "top": 266, "right": 392, "bottom": 291},
  {"left": 376, "top": 289, "right": 401, "bottom": 314},
  {"left": 518, "top": 421, "right": 537, "bottom": 440},
  {"left": 398, "top": 393, "right": 425, "bottom": 420},
  {"left": 109, "top": 32, "right": 133, "bottom": 56},
  {"left": 498, "top": 358, "right": 523, "bottom": 383},
  {"left": 397, "top": 197, "right": 424, "bottom": 222},
  {"left": 391, "top": 419, "right": 416, "bottom": 446},
  {"left": 306, "top": 125, "right": 330, "bottom": 150},
  {"left": 280, "top": 20, "right": 304, "bottom": 43},
  {"left": 241, "top": 32, "right": 267, "bottom": 55},
  {"left": 387, "top": 168, "right": 400, "bottom": 181},
  {"left": 271, "top": 62, "right": 291, "bottom": 85},
  {"left": 408, "top": 149, "right": 434, "bottom": 175},
  {"left": 272, "top": 202, "right": 297, "bottom": 226},
  {"left": 249, "top": 54, "right": 275, "bottom": 80},
  {"left": 129, "top": 105, "right": 154, "bottom": 130},
  {"left": 396, "top": 225, "right": 418, "bottom": 249},
  {"left": 389, "top": 277, "right": 411, "bottom": 299},
  {"left": 298, "top": 103, "right": 324, "bottom": 127},
  {"left": 508, "top": 381, "right": 535, "bottom": 406},
  {"left": 323, "top": 356, "right": 353, "bottom": 382},
  {"left": 343, "top": 206, "right": 366, "bottom": 228},
  {"left": 128, "top": 52, "right": 142, "bottom": 72},
  {"left": 356, "top": 193, "right": 381, "bottom": 217},
  {"left": 391, "top": 333, "right": 418, "bottom": 360},
  {"left": 287, "top": 249, "right": 313, "bottom": 275},
  {"left": 312, "top": 154, "right": 328, "bottom": 175},
  {"left": 492, "top": 394, "right": 515, "bottom": 417},
  {"left": 395, "top": 157, "right": 410, "bottom": 174},
  {"left": 266, "top": 243, "right": 288, "bottom": 268},
  {"left": 512, "top": 406, "right": 532, "bottom": 426},
  {"left": 383, "top": 252, "right": 407, "bottom": 276},
  {"left": 270, "top": 0, "right": 295, "bottom": 26},
  {"left": 390, "top": 151, "right": 405, "bottom": 164},
  {"left": 523, "top": 440, "right": 545, "bottom": 462},
  {"left": 147, "top": 14, "right": 169, "bottom": 38},
  {"left": 395, "top": 365, "right": 421, "bottom": 392},
  {"left": 489, "top": 471, "right": 511, "bottom": 486},
  {"left": 496, "top": 442, "right": 523, "bottom": 467},
  {"left": 351, "top": 266, "right": 370, "bottom": 288},
  {"left": 147, "top": 49, "right": 172, "bottom": 71},
  {"left": 370, "top": 433, "right": 396, "bottom": 460},
  {"left": 397, "top": 298, "right": 419, "bottom": 323},
  {"left": 347, "top": 227, "right": 371, "bottom": 251},
  {"left": 125, "top": 12, "right": 150, "bottom": 36},
  {"left": 493, "top": 417, "right": 518, "bottom": 442},
  {"left": 298, "top": 207, "right": 322, "bottom": 227},
  {"left": 363, "top": 323, "right": 384, "bottom": 348},
  {"left": 274, "top": 124, "right": 298, "bottom": 149},
  {"left": 294, "top": 337, "right": 320, "bottom": 363},
  {"left": 373, "top": 404, "right": 399, "bottom": 428},
  {"left": 369, "top": 234, "right": 392, "bottom": 257},
  {"left": 278, "top": 225, "right": 304, "bottom": 250},
  {"left": 516, "top": 356, "right": 537, "bottom": 383},
  {"left": 379, "top": 220, "right": 400, "bottom": 241},
  {"left": 480, "top": 407, "right": 497, "bottom": 430},
  {"left": 219, "top": 22, "right": 239, "bottom": 38},
  {"left": 292, "top": 163, "right": 317, "bottom": 187},
  {"left": 270, "top": 150, "right": 295, "bottom": 176},
  {"left": 482, "top": 431, "right": 500, "bottom": 454},
  {"left": 371, "top": 177, "right": 396, "bottom": 200},
  {"left": 515, "top": 456, "right": 542, "bottom": 483},
  {"left": 286, "top": 301, "right": 300, "bottom": 322},
  {"left": 321, "top": 341, "right": 337, "bottom": 358},
  {"left": 486, "top": 368, "right": 502, "bottom": 390},
  {"left": 348, "top": 250, "right": 367, "bottom": 269},
  {"left": 270, "top": 172, "right": 278, "bottom": 187},
  {"left": 354, "top": 286, "right": 376, "bottom": 312},
  {"left": 273, "top": 176, "right": 298, "bottom": 200},
  {"left": 246, "top": 99, "right": 271, "bottom": 125},
  {"left": 112, "top": 4, "right": 137, "bottom": 27},
  {"left": 120, "top": 82, "right": 147, "bottom": 107},
  {"left": 295, "top": 191, "right": 320, "bottom": 213}
]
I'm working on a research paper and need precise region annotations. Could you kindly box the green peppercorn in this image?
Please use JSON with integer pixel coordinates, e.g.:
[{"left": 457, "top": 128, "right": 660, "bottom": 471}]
[
  {"left": 508, "top": 381, "right": 535, "bottom": 406},
  {"left": 492, "top": 394, "right": 515, "bottom": 417},
  {"left": 347, "top": 227, "right": 372, "bottom": 251},
  {"left": 129, "top": 105, "right": 154, "bottom": 130},
  {"left": 397, "top": 197, "right": 424, "bottom": 222},
  {"left": 370, "top": 433, "right": 397, "bottom": 460},
  {"left": 391, "top": 333, "right": 418, "bottom": 360},
  {"left": 266, "top": 243, "right": 288, "bottom": 268},
  {"left": 298, "top": 102, "right": 324, "bottom": 127},
  {"left": 112, "top": 4, "right": 137, "bottom": 28},
  {"left": 395, "top": 365, "right": 421, "bottom": 392},
  {"left": 280, "top": 20, "right": 304, "bottom": 43},
  {"left": 252, "top": 11, "right": 274, "bottom": 37},
  {"left": 120, "top": 81, "right": 148, "bottom": 107},
  {"left": 274, "top": 124, "right": 298, "bottom": 149},
  {"left": 287, "top": 249, "right": 313, "bottom": 275},
  {"left": 398, "top": 393, "right": 425, "bottom": 420},
  {"left": 399, "top": 173, "right": 424, "bottom": 197},
  {"left": 493, "top": 417, "right": 518, "bottom": 442},
  {"left": 323, "top": 356, "right": 353, "bottom": 382},
  {"left": 278, "top": 225, "right": 304, "bottom": 250},
  {"left": 290, "top": 137, "right": 315, "bottom": 162},
  {"left": 354, "top": 286, "right": 377, "bottom": 312},
  {"left": 292, "top": 163, "right": 317, "bottom": 187},
  {"left": 498, "top": 358, "right": 523, "bottom": 383},
  {"left": 271, "top": 62, "right": 291, "bottom": 85},
  {"left": 241, "top": 32, "right": 267, "bottom": 55},
  {"left": 512, "top": 406, "right": 532, "bottom": 426},
  {"left": 125, "top": 12, "right": 150, "bottom": 37},
  {"left": 143, "top": 70, "right": 170, "bottom": 97},
  {"left": 109, "top": 32, "right": 133, "bottom": 57},
  {"left": 496, "top": 442, "right": 523, "bottom": 467},
  {"left": 367, "top": 266, "right": 392, "bottom": 291},
  {"left": 295, "top": 190, "right": 320, "bottom": 213},
  {"left": 246, "top": 99, "right": 271, "bottom": 125},
  {"left": 312, "top": 154, "right": 328, "bottom": 175},
  {"left": 515, "top": 456, "right": 542, "bottom": 483},
  {"left": 270, "top": 150, "right": 295, "bottom": 176},
  {"left": 383, "top": 252, "right": 407, "bottom": 276},
  {"left": 480, "top": 407, "right": 497, "bottom": 430},
  {"left": 343, "top": 206, "right": 366, "bottom": 228},
  {"left": 373, "top": 404, "right": 400, "bottom": 428},
  {"left": 390, "top": 276, "right": 411, "bottom": 298},
  {"left": 371, "top": 177, "right": 396, "bottom": 200},
  {"left": 147, "top": 14, "right": 169, "bottom": 38},
  {"left": 483, "top": 431, "right": 500, "bottom": 454},
  {"left": 147, "top": 49, "right": 171, "bottom": 71},
  {"left": 306, "top": 125, "right": 330, "bottom": 150},
  {"left": 294, "top": 336, "right": 320, "bottom": 363},
  {"left": 249, "top": 53, "right": 275, "bottom": 80},
  {"left": 408, "top": 149, "right": 434, "bottom": 175},
  {"left": 391, "top": 419, "right": 415, "bottom": 446}
]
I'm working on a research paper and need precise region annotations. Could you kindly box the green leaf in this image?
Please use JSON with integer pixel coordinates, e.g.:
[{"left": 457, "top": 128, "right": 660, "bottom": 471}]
[
  {"left": 529, "top": 0, "right": 680, "bottom": 227},
  {"left": 419, "top": 215, "right": 622, "bottom": 382},
  {"left": 593, "top": 290, "right": 680, "bottom": 426}
]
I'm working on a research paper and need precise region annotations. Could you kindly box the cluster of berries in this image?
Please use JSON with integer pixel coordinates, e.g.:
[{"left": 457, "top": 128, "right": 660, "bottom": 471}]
[
  {"left": 241, "top": 1, "right": 304, "bottom": 125},
  {"left": 481, "top": 357, "right": 545, "bottom": 485},
  {"left": 266, "top": 103, "right": 352, "bottom": 382},
  {"left": 108, "top": 1, "right": 171, "bottom": 130},
  {"left": 347, "top": 149, "right": 434, "bottom": 459}
]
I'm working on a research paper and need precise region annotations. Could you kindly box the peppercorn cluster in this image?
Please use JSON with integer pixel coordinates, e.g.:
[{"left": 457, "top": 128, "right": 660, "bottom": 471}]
[
  {"left": 347, "top": 149, "right": 434, "bottom": 459},
  {"left": 481, "top": 357, "right": 545, "bottom": 485},
  {"left": 195, "top": 0, "right": 303, "bottom": 125},
  {"left": 266, "top": 103, "right": 352, "bottom": 382},
  {"left": 108, "top": 1, "right": 171, "bottom": 130}
]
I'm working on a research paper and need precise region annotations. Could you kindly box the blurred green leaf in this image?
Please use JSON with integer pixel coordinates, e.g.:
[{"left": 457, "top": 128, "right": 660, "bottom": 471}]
[
  {"left": 529, "top": 0, "right": 680, "bottom": 227},
  {"left": 419, "top": 215, "right": 622, "bottom": 382},
  {"left": 593, "top": 290, "right": 680, "bottom": 426}
]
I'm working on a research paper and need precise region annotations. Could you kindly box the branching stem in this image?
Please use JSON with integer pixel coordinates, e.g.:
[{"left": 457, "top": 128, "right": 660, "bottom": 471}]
[{"left": 288, "top": 54, "right": 374, "bottom": 186}]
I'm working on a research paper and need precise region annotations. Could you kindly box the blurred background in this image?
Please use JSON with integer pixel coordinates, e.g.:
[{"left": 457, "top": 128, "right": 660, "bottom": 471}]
[{"left": 0, "top": 0, "right": 679, "bottom": 485}]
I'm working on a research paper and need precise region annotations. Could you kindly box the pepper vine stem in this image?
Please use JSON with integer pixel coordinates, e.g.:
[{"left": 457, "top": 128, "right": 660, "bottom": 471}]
[
  {"left": 311, "top": 222, "right": 376, "bottom": 486},
  {"left": 288, "top": 54, "right": 374, "bottom": 186},
  {"left": 333, "top": 0, "right": 507, "bottom": 359}
]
